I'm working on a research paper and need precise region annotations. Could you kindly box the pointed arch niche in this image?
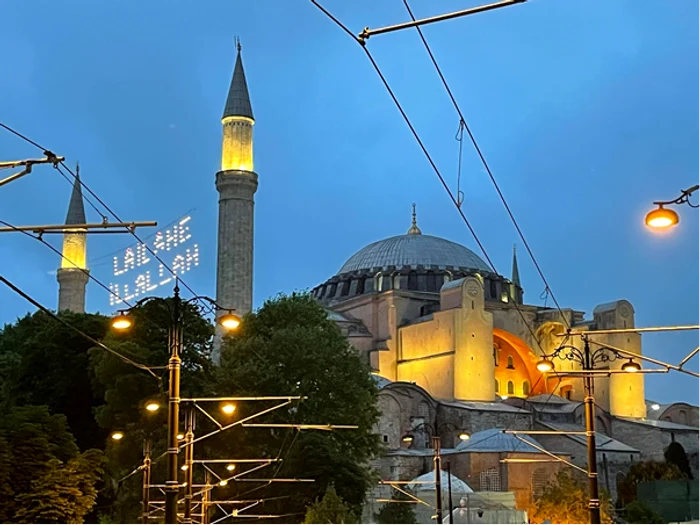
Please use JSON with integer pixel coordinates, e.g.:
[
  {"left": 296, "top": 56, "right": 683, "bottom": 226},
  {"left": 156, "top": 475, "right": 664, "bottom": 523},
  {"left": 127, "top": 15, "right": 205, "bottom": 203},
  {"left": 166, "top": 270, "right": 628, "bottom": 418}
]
[{"left": 493, "top": 328, "right": 546, "bottom": 398}]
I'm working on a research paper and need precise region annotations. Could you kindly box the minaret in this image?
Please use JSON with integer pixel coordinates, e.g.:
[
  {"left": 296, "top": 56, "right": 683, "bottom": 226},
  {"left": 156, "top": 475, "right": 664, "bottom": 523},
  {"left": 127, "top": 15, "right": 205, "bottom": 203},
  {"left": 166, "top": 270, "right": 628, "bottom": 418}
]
[
  {"left": 510, "top": 244, "right": 522, "bottom": 304},
  {"left": 57, "top": 167, "right": 89, "bottom": 312},
  {"left": 511, "top": 244, "right": 520, "bottom": 287},
  {"left": 216, "top": 40, "right": 257, "bottom": 324}
]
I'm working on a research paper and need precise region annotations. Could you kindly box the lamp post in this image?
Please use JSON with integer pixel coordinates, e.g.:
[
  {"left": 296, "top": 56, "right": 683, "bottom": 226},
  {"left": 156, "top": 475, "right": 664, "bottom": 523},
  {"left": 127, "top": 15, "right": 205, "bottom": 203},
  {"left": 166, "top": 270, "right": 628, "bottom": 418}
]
[
  {"left": 142, "top": 439, "right": 152, "bottom": 524},
  {"left": 183, "top": 403, "right": 195, "bottom": 524},
  {"left": 111, "top": 282, "right": 240, "bottom": 524},
  {"left": 645, "top": 184, "right": 698, "bottom": 230},
  {"left": 433, "top": 436, "right": 443, "bottom": 524},
  {"left": 536, "top": 336, "right": 641, "bottom": 524}
]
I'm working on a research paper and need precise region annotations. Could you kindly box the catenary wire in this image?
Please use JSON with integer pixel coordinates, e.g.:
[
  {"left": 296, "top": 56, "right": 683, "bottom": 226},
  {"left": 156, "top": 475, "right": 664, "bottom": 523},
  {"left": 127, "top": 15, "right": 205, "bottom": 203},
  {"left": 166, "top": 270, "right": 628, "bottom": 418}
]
[
  {"left": 401, "top": 0, "right": 570, "bottom": 329},
  {"left": 0, "top": 274, "right": 161, "bottom": 379},
  {"left": 0, "top": 121, "right": 216, "bottom": 316},
  {"left": 311, "top": 2, "right": 582, "bottom": 470},
  {"left": 309, "top": 1, "right": 547, "bottom": 355}
]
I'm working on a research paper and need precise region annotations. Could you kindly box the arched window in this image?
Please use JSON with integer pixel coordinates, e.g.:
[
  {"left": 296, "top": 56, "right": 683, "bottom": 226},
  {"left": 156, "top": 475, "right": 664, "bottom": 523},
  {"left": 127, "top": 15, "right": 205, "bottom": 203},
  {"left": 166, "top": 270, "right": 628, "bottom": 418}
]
[
  {"left": 356, "top": 277, "right": 365, "bottom": 295},
  {"left": 393, "top": 275, "right": 401, "bottom": 290},
  {"left": 495, "top": 379, "right": 500, "bottom": 393},
  {"left": 328, "top": 283, "right": 337, "bottom": 297},
  {"left": 341, "top": 280, "right": 350, "bottom": 296},
  {"left": 507, "top": 356, "right": 514, "bottom": 369},
  {"left": 507, "top": 381, "right": 514, "bottom": 395},
  {"left": 679, "top": 410, "right": 688, "bottom": 425},
  {"left": 408, "top": 271, "right": 418, "bottom": 290},
  {"left": 493, "top": 344, "right": 500, "bottom": 366},
  {"left": 523, "top": 381, "right": 530, "bottom": 396}
]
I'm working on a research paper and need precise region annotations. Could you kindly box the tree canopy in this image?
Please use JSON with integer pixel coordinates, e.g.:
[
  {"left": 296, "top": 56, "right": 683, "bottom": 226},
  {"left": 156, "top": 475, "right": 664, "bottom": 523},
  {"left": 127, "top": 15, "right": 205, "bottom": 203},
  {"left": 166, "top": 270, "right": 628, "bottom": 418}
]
[
  {"left": 0, "top": 406, "right": 104, "bottom": 523},
  {"left": 529, "top": 470, "right": 612, "bottom": 524},
  {"left": 374, "top": 490, "right": 417, "bottom": 524},
  {"left": 303, "top": 486, "right": 358, "bottom": 524},
  {"left": 623, "top": 500, "right": 664, "bottom": 524},
  {"left": 617, "top": 460, "right": 683, "bottom": 508},
  {"left": 0, "top": 311, "right": 109, "bottom": 450},
  {"left": 209, "top": 293, "right": 380, "bottom": 519}
]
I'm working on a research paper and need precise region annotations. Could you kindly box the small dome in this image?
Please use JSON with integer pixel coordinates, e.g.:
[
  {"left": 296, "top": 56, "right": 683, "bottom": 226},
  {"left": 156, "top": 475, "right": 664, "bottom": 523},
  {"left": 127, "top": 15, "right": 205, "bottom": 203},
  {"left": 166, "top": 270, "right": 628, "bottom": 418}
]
[
  {"left": 338, "top": 234, "right": 490, "bottom": 275},
  {"left": 407, "top": 469, "right": 473, "bottom": 494},
  {"left": 455, "top": 428, "right": 543, "bottom": 453}
]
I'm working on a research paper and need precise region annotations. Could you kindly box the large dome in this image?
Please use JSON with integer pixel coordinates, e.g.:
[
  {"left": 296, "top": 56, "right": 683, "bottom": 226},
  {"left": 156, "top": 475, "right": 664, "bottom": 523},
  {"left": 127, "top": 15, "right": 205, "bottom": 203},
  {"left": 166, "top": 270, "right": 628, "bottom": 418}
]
[{"left": 338, "top": 233, "right": 490, "bottom": 274}]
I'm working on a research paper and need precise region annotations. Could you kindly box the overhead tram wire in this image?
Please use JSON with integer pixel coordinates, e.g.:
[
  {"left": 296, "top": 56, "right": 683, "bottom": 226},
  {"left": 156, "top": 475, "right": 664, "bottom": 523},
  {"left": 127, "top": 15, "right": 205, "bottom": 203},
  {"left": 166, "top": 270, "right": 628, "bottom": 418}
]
[
  {"left": 312, "top": 0, "right": 576, "bottom": 460},
  {"left": 0, "top": 121, "right": 215, "bottom": 316},
  {"left": 401, "top": 0, "right": 569, "bottom": 328},
  {"left": 0, "top": 274, "right": 161, "bottom": 379},
  {"left": 0, "top": 219, "right": 169, "bottom": 336},
  {"left": 309, "top": 1, "right": 547, "bottom": 356}
]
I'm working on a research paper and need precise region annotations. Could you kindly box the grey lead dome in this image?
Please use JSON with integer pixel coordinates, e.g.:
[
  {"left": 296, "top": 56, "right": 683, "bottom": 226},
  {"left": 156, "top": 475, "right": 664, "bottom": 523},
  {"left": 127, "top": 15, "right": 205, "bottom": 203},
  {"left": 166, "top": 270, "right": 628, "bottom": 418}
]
[{"left": 338, "top": 234, "right": 491, "bottom": 274}]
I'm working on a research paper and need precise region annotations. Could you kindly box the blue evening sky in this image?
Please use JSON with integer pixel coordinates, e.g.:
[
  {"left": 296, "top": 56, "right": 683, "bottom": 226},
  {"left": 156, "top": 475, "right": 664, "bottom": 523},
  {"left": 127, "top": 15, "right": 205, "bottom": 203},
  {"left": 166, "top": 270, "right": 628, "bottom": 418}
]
[{"left": 0, "top": 1, "right": 697, "bottom": 404}]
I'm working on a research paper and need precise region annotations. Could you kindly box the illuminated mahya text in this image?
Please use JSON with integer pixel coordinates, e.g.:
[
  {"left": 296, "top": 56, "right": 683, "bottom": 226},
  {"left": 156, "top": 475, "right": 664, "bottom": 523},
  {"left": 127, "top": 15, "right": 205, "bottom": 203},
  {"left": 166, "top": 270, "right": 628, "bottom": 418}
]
[{"left": 109, "top": 216, "right": 199, "bottom": 305}]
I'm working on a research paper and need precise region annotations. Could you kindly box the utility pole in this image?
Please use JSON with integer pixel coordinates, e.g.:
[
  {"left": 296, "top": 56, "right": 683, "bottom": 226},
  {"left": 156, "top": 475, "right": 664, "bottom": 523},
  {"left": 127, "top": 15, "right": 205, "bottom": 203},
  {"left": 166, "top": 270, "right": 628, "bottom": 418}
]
[
  {"left": 142, "top": 439, "right": 152, "bottom": 524},
  {"left": 446, "top": 461, "right": 454, "bottom": 524},
  {"left": 183, "top": 404, "right": 195, "bottom": 523},
  {"left": 583, "top": 337, "right": 601, "bottom": 524},
  {"left": 433, "top": 436, "right": 443, "bottom": 524}
]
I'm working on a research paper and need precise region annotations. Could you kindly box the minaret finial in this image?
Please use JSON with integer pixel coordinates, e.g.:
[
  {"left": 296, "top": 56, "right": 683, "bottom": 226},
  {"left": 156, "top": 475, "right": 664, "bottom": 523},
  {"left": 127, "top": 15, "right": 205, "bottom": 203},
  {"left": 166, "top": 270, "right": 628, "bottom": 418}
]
[
  {"left": 407, "top": 203, "right": 422, "bottom": 235},
  {"left": 236, "top": 36, "right": 241, "bottom": 53}
]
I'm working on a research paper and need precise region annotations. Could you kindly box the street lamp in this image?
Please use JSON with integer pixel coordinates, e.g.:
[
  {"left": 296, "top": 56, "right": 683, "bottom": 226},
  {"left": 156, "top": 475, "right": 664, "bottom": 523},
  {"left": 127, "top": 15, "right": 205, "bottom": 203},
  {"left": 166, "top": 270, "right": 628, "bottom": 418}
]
[
  {"left": 536, "top": 336, "right": 640, "bottom": 524},
  {"left": 221, "top": 403, "right": 236, "bottom": 415},
  {"left": 145, "top": 401, "right": 161, "bottom": 413},
  {"left": 645, "top": 185, "right": 698, "bottom": 231},
  {"left": 110, "top": 283, "right": 240, "bottom": 524},
  {"left": 111, "top": 431, "right": 124, "bottom": 441}
]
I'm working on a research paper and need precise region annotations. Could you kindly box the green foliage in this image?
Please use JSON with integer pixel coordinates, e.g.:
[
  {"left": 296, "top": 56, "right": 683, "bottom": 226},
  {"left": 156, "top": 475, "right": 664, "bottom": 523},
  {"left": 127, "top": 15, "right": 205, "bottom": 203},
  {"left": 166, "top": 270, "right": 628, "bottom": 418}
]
[
  {"left": 617, "top": 460, "right": 683, "bottom": 507},
  {"left": 0, "top": 311, "right": 109, "bottom": 449},
  {"left": 665, "top": 441, "right": 693, "bottom": 479},
  {"left": 529, "top": 470, "right": 612, "bottom": 524},
  {"left": 0, "top": 406, "right": 104, "bottom": 523},
  {"left": 211, "top": 293, "right": 380, "bottom": 518},
  {"left": 303, "top": 486, "right": 358, "bottom": 524},
  {"left": 623, "top": 500, "right": 664, "bottom": 524},
  {"left": 374, "top": 490, "right": 417, "bottom": 524}
]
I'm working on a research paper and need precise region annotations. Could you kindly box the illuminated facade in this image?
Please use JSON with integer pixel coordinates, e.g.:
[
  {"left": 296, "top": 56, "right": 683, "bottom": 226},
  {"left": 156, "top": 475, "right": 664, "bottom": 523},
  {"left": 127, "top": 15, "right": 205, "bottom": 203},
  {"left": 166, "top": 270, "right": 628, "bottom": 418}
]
[
  {"left": 215, "top": 41, "right": 257, "bottom": 358},
  {"left": 57, "top": 174, "right": 89, "bottom": 313},
  {"left": 312, "top": 210, "right": 646, "bottom": 418}
]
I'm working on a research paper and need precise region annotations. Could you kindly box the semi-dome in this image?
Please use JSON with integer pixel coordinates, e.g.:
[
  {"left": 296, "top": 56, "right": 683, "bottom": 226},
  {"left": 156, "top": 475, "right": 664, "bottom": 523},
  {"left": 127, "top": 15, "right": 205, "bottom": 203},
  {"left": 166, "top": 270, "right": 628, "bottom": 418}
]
[{"left": 338, "top": 233, "right": 490, "bottom": 274}]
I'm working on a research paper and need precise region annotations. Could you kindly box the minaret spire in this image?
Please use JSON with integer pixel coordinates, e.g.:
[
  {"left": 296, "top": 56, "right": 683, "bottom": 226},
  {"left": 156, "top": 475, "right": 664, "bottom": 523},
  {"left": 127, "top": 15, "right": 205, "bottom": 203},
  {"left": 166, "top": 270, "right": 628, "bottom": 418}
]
[
  {"left": 215, "top": 41, "right": 258, "bottom": 362},
  {"left": 407, "top": 203, "right": 422, "bottom": 235},
  {"left": 511, "top": 244, "right": 521, "bottom": 287},
  {"left": 57, "top": 164, "right": 89, "bottom": 312}
]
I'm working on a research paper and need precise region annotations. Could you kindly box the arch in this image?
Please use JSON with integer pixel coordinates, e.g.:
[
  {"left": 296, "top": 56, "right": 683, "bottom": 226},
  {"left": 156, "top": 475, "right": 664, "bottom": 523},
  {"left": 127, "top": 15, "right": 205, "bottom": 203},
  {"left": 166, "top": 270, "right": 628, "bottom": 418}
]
[
  {"left": 426, "top": 271, "right": 439, "bottom": 292},
  {"left": 407, "top": 271, "right": 418, "bottom": 290},
  {"left": 678, "top": 409, "right": 688, "bottom": 425},
  {"left": 356, "top": 277, "right": 365, "bottom": 295},
  {"left": 523, "top": 380, "right": 530, "bottom": 396},
  {"left": 493, "top": 329, "right": 544, "bottom": 398},
  {"left": 507, "top": 381, "right": 514, "bottom": 395},
  {"left": 495, "top": 379, "right": 500, "bottom": 393}
]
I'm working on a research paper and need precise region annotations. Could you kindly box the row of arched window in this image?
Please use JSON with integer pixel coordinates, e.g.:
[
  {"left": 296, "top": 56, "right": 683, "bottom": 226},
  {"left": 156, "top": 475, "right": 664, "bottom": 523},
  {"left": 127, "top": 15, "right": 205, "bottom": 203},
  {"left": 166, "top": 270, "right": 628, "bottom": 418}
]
[{"left": 495, "top": 379, "right": 530, "bottom": 396}]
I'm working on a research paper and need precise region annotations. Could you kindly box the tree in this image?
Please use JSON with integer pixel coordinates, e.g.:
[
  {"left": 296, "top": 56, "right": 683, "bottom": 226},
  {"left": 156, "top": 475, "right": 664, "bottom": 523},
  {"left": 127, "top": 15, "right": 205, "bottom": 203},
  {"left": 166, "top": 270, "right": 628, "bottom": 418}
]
[
  {"left": 0, "top": 406, "right": 104, "bottom": 523},
  {"left": 665, "top": 441, "right": 693, "bottom": 479},
  {"left": 374, "top": 490, "right": 417, "bottom": 524},
  {"left": 617, "top": 460, "right": 683, "bottom": 507},
  {"left": 210, "top": 293, "right": 380, "bottom": 519},
  {"left": 623, "top": 500, "right": 664, "bottom": 524},
  {"left": 0, "top": 311, "right": 109, "bottom": 450},
  {"left": 529, "top": 470, "right": 612, "bottom": 524},
  {"left": 304, "top": 486, "right": 358, "bottom": 524},
  {"left": 89, "top": 297, "right": 214, "bottom": 523}
]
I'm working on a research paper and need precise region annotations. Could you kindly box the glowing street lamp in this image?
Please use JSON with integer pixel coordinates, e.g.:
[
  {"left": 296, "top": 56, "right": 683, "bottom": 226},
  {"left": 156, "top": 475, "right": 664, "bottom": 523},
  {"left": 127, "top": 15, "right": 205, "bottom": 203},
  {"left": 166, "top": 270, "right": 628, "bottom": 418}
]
[
  {"left": 111, "top": 312, "right": 132, "bottom": 330},
  {"left": 111, "top": 431, "right": 124, "bottom": 441},
  {"left": 110, "top": 284, "right": 240, "bottom": 525},
  {"left": 536, "top": 359, "right": 555, "bottom": 373},
  {"left": 221, "top": 403, "right": 236, "bottom": 415},
  {"left": 645, "top": 185, "right": 698, "bottom": 231},
  {"left": 226, "top": 464, "right": 236, "bottom": 472},
  {"left": 145, "top": 402, "right": 160, "bottom": 413}
]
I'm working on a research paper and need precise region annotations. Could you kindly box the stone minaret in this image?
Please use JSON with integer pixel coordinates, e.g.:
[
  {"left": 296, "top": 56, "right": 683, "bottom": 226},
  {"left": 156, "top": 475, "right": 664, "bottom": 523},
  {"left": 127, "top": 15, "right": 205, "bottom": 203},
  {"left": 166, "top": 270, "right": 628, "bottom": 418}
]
[
  {"left": 57, "top": 169, "right": 89, "bottom": 312},
  {"left": 216, "top": 41, "right": 257, "bottom": 322}
]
